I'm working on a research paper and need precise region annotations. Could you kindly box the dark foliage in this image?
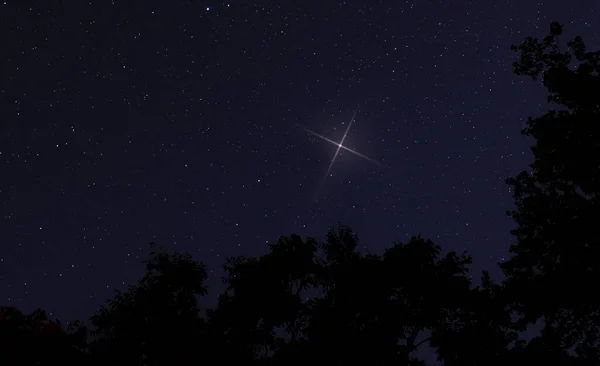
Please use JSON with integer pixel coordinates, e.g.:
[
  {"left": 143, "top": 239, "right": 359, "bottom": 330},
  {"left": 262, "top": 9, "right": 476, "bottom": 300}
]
[
  {"left": 1, "top": 22, "right": 598, "bottom": 365},
  {"left": 0, "top": 306, "right": 88, "bottom": 365},
  {"left": 503, "top": 21, "right": 600, "bottom": 363},
  {"left": 88, "top": 244, "right": 209, "bottom": 365}
]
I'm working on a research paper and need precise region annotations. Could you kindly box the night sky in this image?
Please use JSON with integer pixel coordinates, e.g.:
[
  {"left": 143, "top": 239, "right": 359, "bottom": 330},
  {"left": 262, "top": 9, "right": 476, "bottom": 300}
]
[{"left": 1, "top": 1, "right": 598, "bottom": 323}]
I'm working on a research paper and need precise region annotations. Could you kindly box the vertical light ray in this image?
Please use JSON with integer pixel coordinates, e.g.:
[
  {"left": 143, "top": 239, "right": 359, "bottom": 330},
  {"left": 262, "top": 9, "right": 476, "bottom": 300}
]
[{"left": 324, "top": 106, "right": 359, "bottom": 178}]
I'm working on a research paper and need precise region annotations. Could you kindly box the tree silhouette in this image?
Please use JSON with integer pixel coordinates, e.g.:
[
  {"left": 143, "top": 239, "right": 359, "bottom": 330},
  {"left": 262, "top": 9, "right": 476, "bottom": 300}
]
[
  {"left": 211, "top": 225, "right": 475, "bottom": 365},
  {"left": 0, "top": 306, "right": 88, "bottom": 365},
  {"left": 0, "top": 227, "right": 516, "bottom": 365},
  {"left": 502, "top": 21, "right": 600, "bottom": 363},
  {"left": 88, "top": 243, "right": 209, "bottom": 365},
  {"left": 430, "top": 271, "right": 518, "bottom": 366},
  {"left": 208, "top": 231, "right": 320, "bottom": 364}
]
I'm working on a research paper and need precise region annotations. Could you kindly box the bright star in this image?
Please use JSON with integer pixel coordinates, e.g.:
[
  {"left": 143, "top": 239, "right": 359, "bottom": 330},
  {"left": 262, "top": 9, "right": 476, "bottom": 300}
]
[{"left": 298, "top": 106, "right": 382, "bottom": 179}]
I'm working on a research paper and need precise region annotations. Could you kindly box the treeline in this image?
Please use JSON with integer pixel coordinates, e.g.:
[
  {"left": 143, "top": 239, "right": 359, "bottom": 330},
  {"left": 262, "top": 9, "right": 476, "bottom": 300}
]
[{"left": 2, "top": 21, "right": 599, "bottom": 365}]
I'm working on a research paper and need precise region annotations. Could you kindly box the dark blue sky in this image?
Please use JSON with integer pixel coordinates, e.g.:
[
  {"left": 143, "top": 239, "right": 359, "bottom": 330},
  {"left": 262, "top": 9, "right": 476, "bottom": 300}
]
[{"left": 1, "top": 1, "right": 598, "bottom": 323}]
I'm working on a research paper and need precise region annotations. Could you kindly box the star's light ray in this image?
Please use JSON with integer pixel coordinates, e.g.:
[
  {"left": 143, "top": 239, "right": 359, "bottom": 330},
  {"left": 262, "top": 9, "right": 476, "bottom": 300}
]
[
  {"left": 296, "top": 106, "right": 382, "bottom": 178},
  {"left": 300, "top": 126, "right": 382, "bottom": 166},
  {"left": 297, "top": 105, "right": 383, "bottom": 203},
  {"left": 324, "top": 107, "right": 358, "bottom": 177}
]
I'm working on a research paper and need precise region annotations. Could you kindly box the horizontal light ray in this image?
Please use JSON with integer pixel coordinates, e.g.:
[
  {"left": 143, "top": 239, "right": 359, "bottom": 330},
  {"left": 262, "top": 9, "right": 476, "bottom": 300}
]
[{"left": 301, "top": 126, "right": 382, "bottom": 166}]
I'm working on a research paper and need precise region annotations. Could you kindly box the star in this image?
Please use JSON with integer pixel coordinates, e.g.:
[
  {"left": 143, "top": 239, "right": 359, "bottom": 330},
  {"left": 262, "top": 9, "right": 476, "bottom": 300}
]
[{"left": 298, "top": 106, "right": 382, "bottom": 179}]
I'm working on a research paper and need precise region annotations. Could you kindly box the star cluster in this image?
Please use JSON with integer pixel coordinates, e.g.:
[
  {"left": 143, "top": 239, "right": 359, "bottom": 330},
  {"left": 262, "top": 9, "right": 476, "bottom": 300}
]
[{"left": 0, "top": 1, "right": 598, "bottom": 321}]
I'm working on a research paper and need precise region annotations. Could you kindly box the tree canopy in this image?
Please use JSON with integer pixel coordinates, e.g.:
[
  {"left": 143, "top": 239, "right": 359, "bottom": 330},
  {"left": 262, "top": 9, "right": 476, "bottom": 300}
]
[
  {"left": 502, "top": 21, "right": 600, "bottom": 362},
  {"left": 2, "top": 21, "right": 599, "bottom": 365}
]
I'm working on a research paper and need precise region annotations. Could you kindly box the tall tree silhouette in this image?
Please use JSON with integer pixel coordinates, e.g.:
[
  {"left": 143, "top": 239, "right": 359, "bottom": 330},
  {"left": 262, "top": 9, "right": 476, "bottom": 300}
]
[
  {"left": 209, "top": 232, "right": 320, "bottom": 364},
  {"left": 430, "top": 271, "right": 518, "bottom": 366},
  {"left": 89, "top": 243, "right": 209, "bottom": 365},
  {"left": 212, "top": 225, "right": 474, "bottom": 365},
  {"left": 307, "top": 230, "right": 473, "bottom": 365},
  {"left": 502, "top": 21, "right": 600, "bottom": 363}
]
